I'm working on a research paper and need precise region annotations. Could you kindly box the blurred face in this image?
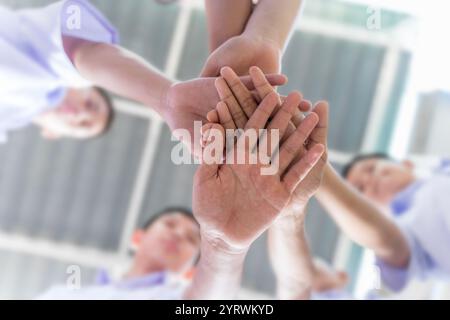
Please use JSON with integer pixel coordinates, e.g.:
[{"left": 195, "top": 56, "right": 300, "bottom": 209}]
[
  {"left": 346, "top": 158, "right": 416, "bottom": 206},
  {"left": 135, "top": 212, "right": 200, "bottom": 273},
  {"left": 36, "top": 87, "right": 111, "bottom": 139}
]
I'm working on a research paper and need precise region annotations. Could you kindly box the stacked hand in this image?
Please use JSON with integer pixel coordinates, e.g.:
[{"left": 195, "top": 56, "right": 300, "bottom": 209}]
[
  {"left": 193, "top": 77, "right": 325, "bottom": 253},
  {"left": 162, "top": 74, "right": 287, "bottom": 157},
  {"left": 201, "top": 34, "right": 281, "bottom": 77},
  {"left": 205, "top": 66, "right": 329, "bottom": 217}
]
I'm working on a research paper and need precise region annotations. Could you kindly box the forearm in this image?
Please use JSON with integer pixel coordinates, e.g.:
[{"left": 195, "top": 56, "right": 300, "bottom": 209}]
[
  {"left": 316, "top": 164, "right": 410, "bottom": 267},
  {"left": 205, "top": 0, "right": 254, "bottom": 52},
  {"left": 71, "top": 39, "right": 172, "bottom": 117},
  {"left": 184, "top": 238, "right": 247, "bottom": 300},
  {"left": 269, "top": 213, "right": 313, "bottom": 300},
  {"left": 244, "top": 0, "right": 303, "bottom": 51}
]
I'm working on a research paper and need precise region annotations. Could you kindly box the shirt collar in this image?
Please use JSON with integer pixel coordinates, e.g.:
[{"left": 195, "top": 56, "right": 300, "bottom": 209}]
[
  {"left": 96, "top": 270, "right": 167, "bottom": 290},
  {"left": 390, "top": 180, "right": 424, "bottom": 216},
  {"left": 390, "top": 158, "right": 450, "bottom": 216},
  {"left": 437, "top": 158, "right": 450, "bottom": 174}
]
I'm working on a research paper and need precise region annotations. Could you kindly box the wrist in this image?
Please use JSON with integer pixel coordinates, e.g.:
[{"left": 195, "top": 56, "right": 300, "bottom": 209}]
[
  {"left": 317, "top": 162, "right": 335, "bottom": 195},
  {"left": 156, "top": 79, "right": 175, "bottom": 120},
  {"left": 274, "top": 212, "right": 306, "bottom": 232},
  {"left": 199, "top": 234, "right": 248, "bottom": 273},
  {"left": 243, "top": 23, "right": 284, "bottom": 52},
  {"left": 276, "top": 204, "right": 307, "bottom": 226}
]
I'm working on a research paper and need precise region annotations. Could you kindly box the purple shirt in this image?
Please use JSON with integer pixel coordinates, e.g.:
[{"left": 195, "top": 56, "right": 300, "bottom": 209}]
[
  {"left": 0, "top": 0, "right": 118, "bottom": 142},
  {"left": 377, "top": 160, "right": 450, "bottom": 291}
]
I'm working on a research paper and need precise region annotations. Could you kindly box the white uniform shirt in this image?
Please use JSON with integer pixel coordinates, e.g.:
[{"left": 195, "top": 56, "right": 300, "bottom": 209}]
[{"left": 0, "top": 0, "right": 118, "bottom": 142}]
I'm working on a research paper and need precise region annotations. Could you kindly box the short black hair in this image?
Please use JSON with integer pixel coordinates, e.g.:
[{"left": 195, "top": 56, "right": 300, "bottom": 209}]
[
  {"left": 141, "top": 207, "right": 197, "bottom": 230},
  {"left": 342, "top": 153, "right": 391, "bottom": 179},
  {"left": 94, "top": 87, "right": 115, "bottom": 136}
]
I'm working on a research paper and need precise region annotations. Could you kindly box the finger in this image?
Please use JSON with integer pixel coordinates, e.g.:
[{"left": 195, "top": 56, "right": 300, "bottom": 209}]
[
  {"left": 299, "top": 100, "right": 312, "bottom": 112},
  {"left": 202, "top": 123, "right": 225, "bottom": 149},
  {"left": 200, "top": 56, "right": 220, "bottom": 77},
  {"left": 249, "top": 66, "right": 281, "bottom": 103},
  {"left": 278, "top": 94, "right": 300, "bottom": 143},
  {"left": 207, "top": 110, "right": 219, "bottom": 123},
  {"left": 251, "top": 90, "right": 262, "bottom": 104},
  {"left": 216, "top": 101, "right": 237, "bottom": 130},
  {"left": 215, "top": 77, "right": 248, "bottom": 128},
  {"left": 267, "top": 92, "right": 301, "bottom": 134},
  {"left": 259, "top": 92, "right": 302, "bottom": 158},
  {"left": 277, "top": 113, "right": 319, "bottom": 175},
  {"left": 310, "top": 101, "right": 329, "bottom": 147},
  {"left": 291, "top": 108, "right": 305, "bottom": 128},
  {"left": 199, "top": 123, "right": 226, "bottom": 175},
  {"left": 240, "top": 73, "right": 288, "bottom": 91},
  {"left": 282, "top": 144, "right": 325, "bottom": 193},
  {"left": 244, "top": 92, "right": 279, "bottom": 131},
  {"left": 201, "top": 123, "right": 216, "bottom": 148},
  {"left": 221, "top": 67, "right": 258, "bottom": 119}
]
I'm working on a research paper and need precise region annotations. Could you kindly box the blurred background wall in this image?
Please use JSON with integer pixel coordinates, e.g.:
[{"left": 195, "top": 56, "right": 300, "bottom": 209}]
[{"left": 0, "top": 0, "right": 448, "bottom": 299}]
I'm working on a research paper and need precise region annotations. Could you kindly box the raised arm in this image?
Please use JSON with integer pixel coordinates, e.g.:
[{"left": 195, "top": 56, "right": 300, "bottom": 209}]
[
  {"left": 316, "top": 165, "right": 410, "bottom": 268},
  {"left": 245, "top": 0, "right": 303, "bottom": 52},
  {"left": 205, "top": 0, "right": 254, "bottom": 52},
  {"left": 269, "top": 211, "right": 314, "bottom": 300},
  {"left": 66, "top": 37, "right": 171, "bottom": 116},
  {"left": 201, "top": 0, "right": 303, "bottom": 76}
]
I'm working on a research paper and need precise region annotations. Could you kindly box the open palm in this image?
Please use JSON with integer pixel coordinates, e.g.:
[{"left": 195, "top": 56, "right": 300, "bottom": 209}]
[{"left": 193, "top": 92, "right": 324, "bottom": 251}]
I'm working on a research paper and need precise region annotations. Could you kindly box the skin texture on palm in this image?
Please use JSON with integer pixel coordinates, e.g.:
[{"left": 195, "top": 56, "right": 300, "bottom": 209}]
[{"left": 193, "top": 91, "right": 324, "bottom": 252}]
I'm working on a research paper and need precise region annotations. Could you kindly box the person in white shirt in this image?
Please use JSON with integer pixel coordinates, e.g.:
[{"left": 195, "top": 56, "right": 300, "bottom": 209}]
[
  {"left": 316, "top": 155, "right": 450, "bottom": 292},
  {"left": 0, "top": 0, "right": 118, "bottom": 142}
]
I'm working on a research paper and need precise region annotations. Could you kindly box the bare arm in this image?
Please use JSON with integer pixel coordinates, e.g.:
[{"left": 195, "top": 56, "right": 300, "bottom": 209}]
[
  {"left": 205, "top": 0, "right": 253, "bottom": 52},
  {"left": 200, "top": 0, "right": 303, "bottom": 76},
  {"left": 244, "top": 0, "right": 303, "bottom": 51},
  {"left": 316, "top": 164, "right": 410, "bottom": 268},
  {"left": 183, "top": 239, "right": 246, "bottom": 300},
  {"left": 66, "top": 37, "right": 172, "bottom": 117},
  {"left": 269, "top": 212, "right": 314, "bottom": 300}
]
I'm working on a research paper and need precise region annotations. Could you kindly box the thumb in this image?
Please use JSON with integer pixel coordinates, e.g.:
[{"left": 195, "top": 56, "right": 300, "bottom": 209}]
[
  {"left": 200, "top": 57, "right": 220, "bottom": 77},
  {"left": 199, "top": 123, "right": 225, "bottom": 175}
]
